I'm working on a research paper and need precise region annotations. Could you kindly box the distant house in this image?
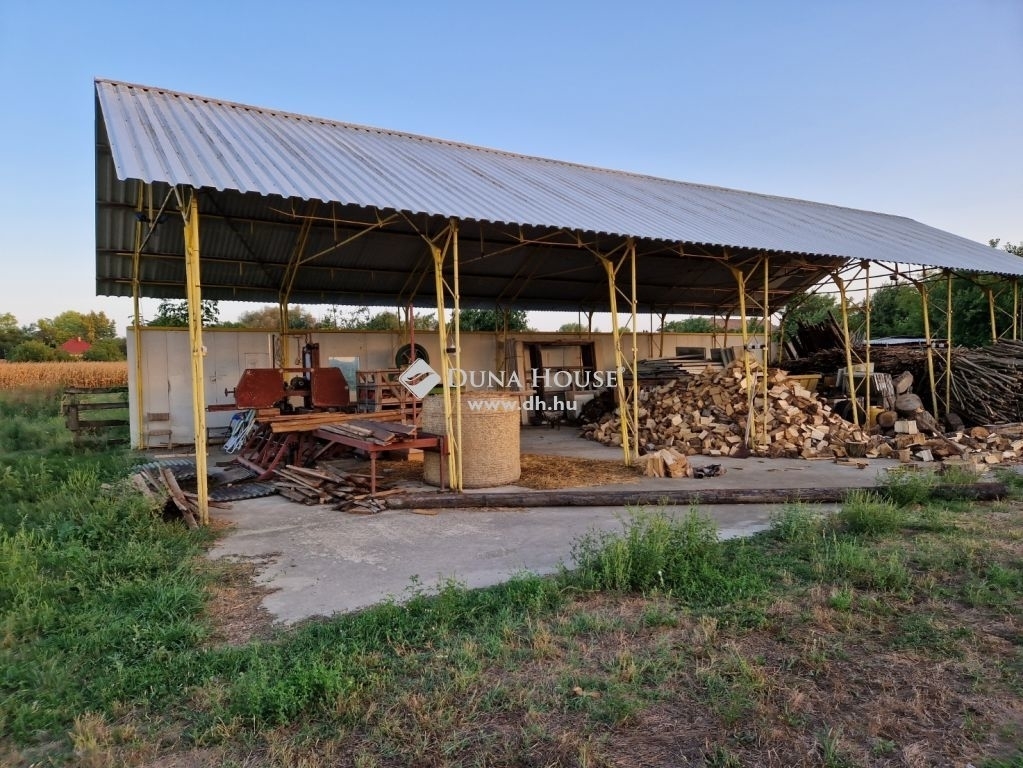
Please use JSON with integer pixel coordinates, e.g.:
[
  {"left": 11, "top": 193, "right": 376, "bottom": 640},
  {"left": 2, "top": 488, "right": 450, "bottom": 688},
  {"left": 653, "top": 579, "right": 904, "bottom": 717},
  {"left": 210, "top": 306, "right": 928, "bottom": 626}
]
[{"left": 60, "top": 337, "right": 92, "bottom": 358}]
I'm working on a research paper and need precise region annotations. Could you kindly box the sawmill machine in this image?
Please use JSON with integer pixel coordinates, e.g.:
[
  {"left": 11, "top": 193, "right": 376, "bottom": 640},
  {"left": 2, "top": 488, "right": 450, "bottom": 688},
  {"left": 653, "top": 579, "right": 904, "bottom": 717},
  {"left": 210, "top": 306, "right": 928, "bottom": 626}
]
[{"left": 224, "top": 341, "right": 351, "bottom": 413}]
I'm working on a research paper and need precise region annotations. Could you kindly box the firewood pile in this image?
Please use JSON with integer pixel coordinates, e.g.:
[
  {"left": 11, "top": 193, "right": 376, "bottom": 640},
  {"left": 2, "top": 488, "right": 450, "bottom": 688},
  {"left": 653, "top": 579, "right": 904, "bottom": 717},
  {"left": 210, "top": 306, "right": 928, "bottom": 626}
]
[
  {"left": 866, "top": 370, "right": 1023, "bottom": 465},
  {"left": 581, "top": 357, "right": 1023, "bottom": 468},
  {"left": 269, "top": 464, "right": 406, "bottom": 514},
  {"left": 582, "top": 361, "right": 871, "bottom": 459},
  {"left": 784, "top": 340, "right": 1023, "bottom": 427},
  {"left": 641, "top": 448, "right": 728, "bottom": 478}
]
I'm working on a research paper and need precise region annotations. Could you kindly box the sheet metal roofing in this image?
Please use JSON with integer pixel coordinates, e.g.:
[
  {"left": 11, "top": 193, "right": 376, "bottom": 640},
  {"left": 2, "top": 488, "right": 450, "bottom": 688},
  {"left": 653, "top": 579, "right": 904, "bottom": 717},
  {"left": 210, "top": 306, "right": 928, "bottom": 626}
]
[{"left": 94, "top": 79, "right": 1023, "bottom": 305}]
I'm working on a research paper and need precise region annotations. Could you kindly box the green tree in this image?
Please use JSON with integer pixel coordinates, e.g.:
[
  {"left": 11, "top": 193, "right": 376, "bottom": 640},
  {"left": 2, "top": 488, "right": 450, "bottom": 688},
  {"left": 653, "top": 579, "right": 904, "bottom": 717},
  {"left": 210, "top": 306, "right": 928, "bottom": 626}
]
[
  {"left": 0, "top": 312, "right": 29, "bottom": 358},
  {"left": 989, "top": 238, "right": 1023, "bottom": 257},
  {"left": 557, "top": 322, "right": 588, "bottom": 333},
  {"left": 9, "top": 340, "right": 56, "bottom": 362},
  {"left": 35, "top": 310, "right": 116, "bottom": 345},
  {"left": 83, "top": 338, "right": 127, "bottom": 361},
  {"left": 148, "top": 300, "right": 221, "bottom": 327},
  {"left": 362, "top": 311, "right": 401, "bottom": 331},
  {"left": 779, "top": 292, "right": 838, "bottom": 340},
  {"left": 318, "top": 306, "right": 438, "bottom": 330},
  {"left": 661, "top": 317, "right": 720, "bottom": 333},
  {"left": 412, "top": 313, "right": 439, "bottom": 331},
  {"left": 236, "top": 305, "right": 317, "bottom": 329},
  {"left": 864, "top": 283, "right": 924, "bottom": 338},
  {"left": 457, "top": 309, "right": 531, "bottom": 332}
]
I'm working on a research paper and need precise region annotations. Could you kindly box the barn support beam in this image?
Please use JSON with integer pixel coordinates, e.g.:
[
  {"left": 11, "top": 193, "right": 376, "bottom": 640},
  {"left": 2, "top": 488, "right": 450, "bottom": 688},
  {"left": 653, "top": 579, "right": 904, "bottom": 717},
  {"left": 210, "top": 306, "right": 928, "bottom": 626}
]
[
  {"left": 1014, "top": 280, "right": 1020, "bottom": 340},
  {"left": 278, "top": 206, "right": 316, "bottom": 336},
  {"left": 131, "top": 181, "right": 147, "bottom": 449},
  {"left": 429, "top": 221, "right": 463, "bottom": 490},
  {"left": 832, "top": 273, "right": 861, "bottom": 427},
  {"left": 760, "top": 255, "right": 770, "bottom": 441},
  {"left": 727, "top": 254, "right": 776, "bottom": 445},
  {"left": 863, "top": 262, "right": 872, "bottom": 419},
  {"left": 726, "top": 259, "right": 757, "bottom": 445},
  {"left": 178, "top": 188, "right": 209, "bottom": 524},
  {"left": 945, "top": 272, "right": 954, "bottom": 415},
  {"left": 916, "top": 282, "right": 940, "bottom": 418},
  {"left": 595, "top": 239, "right": 638, "bottom": 465}
]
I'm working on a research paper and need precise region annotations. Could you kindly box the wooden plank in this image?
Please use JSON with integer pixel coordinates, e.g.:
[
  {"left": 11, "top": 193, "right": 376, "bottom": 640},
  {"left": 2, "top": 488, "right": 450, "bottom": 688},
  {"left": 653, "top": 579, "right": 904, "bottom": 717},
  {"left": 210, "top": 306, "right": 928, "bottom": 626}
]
[
  {"left": 267, "top": 410, "right": 405, "bottom": 433},
  {"left": 159, "top": 468, "right": 199, "bottom": 530}
]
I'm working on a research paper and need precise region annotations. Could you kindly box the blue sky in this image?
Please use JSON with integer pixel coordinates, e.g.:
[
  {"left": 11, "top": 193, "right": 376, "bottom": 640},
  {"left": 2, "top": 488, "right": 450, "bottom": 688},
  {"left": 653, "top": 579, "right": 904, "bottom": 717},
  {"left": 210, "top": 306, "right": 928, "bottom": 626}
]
[{"left": 1, "top": 0, "right": 1020, "bottom": 333}]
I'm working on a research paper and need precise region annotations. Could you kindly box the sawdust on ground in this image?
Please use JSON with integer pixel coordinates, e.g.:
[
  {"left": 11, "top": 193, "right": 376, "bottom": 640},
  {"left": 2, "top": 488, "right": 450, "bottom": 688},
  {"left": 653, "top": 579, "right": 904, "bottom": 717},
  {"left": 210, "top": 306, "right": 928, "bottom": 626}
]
[{"left": 375, "top": 453, "right": 640, "bottom": 490}]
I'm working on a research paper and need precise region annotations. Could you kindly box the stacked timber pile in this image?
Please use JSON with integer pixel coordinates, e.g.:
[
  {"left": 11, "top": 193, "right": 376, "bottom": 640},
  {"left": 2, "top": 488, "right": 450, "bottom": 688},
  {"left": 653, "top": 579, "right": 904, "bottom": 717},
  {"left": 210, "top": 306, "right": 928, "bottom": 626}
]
[
  {"left": 785, "top": 340, "right": 1023, "bottom": 427},
  {"left": 270, "top": 463, "right": 407, "bottom": 514},
  {"left": 581, "top": 361, "right": 871, "bottom": 459},
  {"left": 636, "top": 357, "right": 723, "bottom": 380},
  {"left": 317, "top": 419, "right": 418, "bottom": 445},
  {"left": 947, "top": 341, "right": 1023, "bottom": 426},
  {"left": 866, "top": 374, "right": 1023, "bottom": 465},
  {"left": 264, "top": 409, "right": 406, "bottom": 433}
]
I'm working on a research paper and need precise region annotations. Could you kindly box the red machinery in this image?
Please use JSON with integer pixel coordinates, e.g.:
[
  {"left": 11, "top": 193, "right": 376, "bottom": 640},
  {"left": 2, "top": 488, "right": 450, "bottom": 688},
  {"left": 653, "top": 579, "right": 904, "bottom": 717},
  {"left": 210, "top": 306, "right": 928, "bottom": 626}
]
[{"left": 226, "top": 342, "right": 351, "bottom": 412}]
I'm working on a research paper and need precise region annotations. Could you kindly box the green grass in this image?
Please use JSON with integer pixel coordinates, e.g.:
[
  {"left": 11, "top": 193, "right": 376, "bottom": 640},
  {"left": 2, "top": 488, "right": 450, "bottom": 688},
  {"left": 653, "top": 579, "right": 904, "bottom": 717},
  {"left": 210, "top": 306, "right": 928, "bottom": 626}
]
[
  {"left": 568, "top": 508, "right": 767, "bottom": 605},
  {"left": 837, "top": 489, "right": 904, "bottom": 535},
  {"left": 2, "top": 387, "right": 1022, "bottom": 767}
]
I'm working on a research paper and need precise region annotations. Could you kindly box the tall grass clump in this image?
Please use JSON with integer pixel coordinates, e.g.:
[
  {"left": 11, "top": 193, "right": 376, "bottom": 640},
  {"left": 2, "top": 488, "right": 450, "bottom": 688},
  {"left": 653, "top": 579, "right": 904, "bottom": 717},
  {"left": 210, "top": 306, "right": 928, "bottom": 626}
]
[
  {"left": 770, "top": 503, "right": 829, "bottom": 545},
  {"left": 838, "top": 489, "right": 904, "bottom": 535},
  {"left": 880, "top": 467, "right": 939, "bottom": 507},
  {"left": 570, "top": 509, "right": 763, "bottom": 605}
]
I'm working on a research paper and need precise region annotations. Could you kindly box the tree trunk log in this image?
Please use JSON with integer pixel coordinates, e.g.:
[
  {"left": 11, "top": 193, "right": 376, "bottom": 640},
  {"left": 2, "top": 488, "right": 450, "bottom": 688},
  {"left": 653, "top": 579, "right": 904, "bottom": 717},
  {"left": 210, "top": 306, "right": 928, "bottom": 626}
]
[{"left": 384, "top": 482, "right": 1006, "bottom": 510}]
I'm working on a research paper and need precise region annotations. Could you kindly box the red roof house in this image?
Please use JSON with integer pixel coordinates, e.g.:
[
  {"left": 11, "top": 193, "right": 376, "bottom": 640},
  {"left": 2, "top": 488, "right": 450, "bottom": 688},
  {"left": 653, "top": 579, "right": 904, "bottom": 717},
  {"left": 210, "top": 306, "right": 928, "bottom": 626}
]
[{"left": 60, "top": 337, "right": 92, "bottom": 357}]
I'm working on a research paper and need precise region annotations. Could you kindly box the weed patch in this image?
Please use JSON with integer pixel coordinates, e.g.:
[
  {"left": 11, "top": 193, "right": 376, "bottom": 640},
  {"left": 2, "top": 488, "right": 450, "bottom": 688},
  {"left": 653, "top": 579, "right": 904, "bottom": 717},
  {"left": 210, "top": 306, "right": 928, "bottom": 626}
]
[
  {"left": 569, "top": 509, "right": 765, "bottom": 605},
  {"left": 838, "top": 489, "right": 903, "bottom": 535}
]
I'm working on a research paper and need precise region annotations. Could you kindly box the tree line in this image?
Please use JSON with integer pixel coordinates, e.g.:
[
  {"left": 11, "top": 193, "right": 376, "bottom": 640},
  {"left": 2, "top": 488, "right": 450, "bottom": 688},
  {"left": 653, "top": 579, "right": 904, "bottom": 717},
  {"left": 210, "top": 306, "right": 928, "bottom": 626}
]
[
  {"left": 146, "top": 301, "right": 534, "bottom": 333},
  {"left": 6, "top": 241, "right": 1017, "bottom": 361},
  {"left": 0, "top": 310, "right": 124, "bottom": 362}
]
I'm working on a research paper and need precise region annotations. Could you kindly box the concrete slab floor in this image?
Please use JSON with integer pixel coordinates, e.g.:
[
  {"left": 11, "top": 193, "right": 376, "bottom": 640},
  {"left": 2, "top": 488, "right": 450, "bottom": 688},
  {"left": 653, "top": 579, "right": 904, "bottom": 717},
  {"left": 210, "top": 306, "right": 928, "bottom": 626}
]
[{"left": 206, "top": 425, "right": 904, "bottom": 625}]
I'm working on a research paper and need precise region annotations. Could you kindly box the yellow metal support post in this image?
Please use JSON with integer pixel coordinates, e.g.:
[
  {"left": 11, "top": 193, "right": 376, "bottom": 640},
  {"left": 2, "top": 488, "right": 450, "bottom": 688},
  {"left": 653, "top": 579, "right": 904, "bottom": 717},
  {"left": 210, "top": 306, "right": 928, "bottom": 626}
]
[
  {"left": 726, "top": 260, "right": 757, "bottom": 446},
  {"left": 987, "top": 287, "right": 998, "bottom": 344},
  {"left": 132, "top": 182, "right": 146, "bottom": 449},
  {"left": 916, "top": 283, "right": 940, "bottom": 418},
  {"left": 760, "top": 255, "right": 770, "bottom": 443},
  {"left": 182, "top": 191, "right": 209, "bottom": 524},
  {"left": 1015, "top": 280, "right": 1020, "bottom": 340},
  {"left": 451, "top": 221, "right": 463, "bottom": 490},
  {"left": 430, "top": 224, "right": 462, "bottom": 490},
  {"left": 945, "top": 272, "right": 954, "bottom": 414},
  {"left": 729, "top": 255, "right": 775, "bottom": 446},
  {"left": 863, "top": 263, "right": 872, "bottom": 421},
  {"left": 833, "top": 274, "right": 860, "bottom": 426},
  {"left": 594, "top": 240, "right": 638, "bottom": 465}
]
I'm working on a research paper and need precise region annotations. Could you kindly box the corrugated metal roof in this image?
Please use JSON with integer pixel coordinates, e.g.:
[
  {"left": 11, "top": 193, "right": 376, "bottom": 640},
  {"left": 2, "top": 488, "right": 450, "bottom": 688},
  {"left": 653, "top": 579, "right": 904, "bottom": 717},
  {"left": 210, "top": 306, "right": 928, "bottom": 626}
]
[{"left": 94, "top": 78, "right": 1023, "bottom": 287}]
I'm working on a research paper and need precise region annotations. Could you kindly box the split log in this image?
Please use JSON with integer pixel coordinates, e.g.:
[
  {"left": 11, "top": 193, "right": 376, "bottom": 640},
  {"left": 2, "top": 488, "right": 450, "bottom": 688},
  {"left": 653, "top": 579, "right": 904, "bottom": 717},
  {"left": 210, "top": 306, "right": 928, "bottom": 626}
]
[{"left": 893, "top": 371, "right": 914, "bottom": 394}]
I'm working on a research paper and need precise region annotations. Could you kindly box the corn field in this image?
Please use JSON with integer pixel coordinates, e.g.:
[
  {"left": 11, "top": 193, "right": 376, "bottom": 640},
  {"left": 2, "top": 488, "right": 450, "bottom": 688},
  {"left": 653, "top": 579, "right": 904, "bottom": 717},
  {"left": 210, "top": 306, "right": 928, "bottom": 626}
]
[{"left": 0, "top": 362, "right": 128, "bottom": 391}]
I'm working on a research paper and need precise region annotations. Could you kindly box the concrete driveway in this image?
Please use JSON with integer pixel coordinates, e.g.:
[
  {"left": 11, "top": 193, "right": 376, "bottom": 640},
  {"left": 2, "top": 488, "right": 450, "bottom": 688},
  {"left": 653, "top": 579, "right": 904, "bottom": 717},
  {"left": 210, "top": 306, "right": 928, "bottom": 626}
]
[{"left": 207, "top": 429, "right": 899, "bottom": 624}]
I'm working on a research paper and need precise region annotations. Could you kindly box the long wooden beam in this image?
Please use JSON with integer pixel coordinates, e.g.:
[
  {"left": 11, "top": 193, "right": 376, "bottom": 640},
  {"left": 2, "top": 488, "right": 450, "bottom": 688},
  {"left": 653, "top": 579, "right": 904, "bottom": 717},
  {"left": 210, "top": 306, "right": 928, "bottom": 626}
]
[{"left": 383, "top": 482, "right": 1007, "bottom": 510}]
